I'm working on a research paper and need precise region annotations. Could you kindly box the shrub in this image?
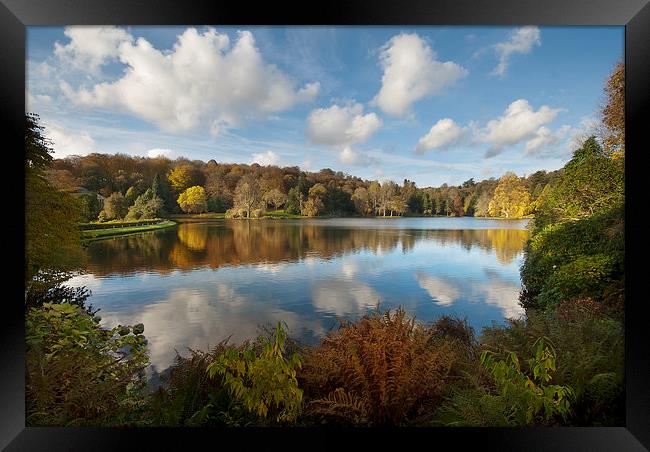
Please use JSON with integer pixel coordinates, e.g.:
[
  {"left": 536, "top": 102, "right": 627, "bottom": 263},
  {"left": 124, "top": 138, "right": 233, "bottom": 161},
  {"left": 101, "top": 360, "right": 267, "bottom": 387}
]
[
  {"left": 480, "top": 306, "right": 624, "bottom": 426},
  {"left": 148, "top": 344, "right": 234, "bottom": 427},
  {"left": 298, "top": 308, "right": 457, "bottom": 425},
  {"left": 436, "top": 339, "right": 574, "bottom": 427},
  {"left": 206, "top": 322, "right": 303, "bottom": 424},
  {"left": 520, "top": 204, "right": 624, "bottom": 309},
  {"left": 537, "top": 254, "right": 617, "bottom": 308},
  {"left": 26, "top": 303, "right": 149, "bottom": 426},
  {"left": 480, "top": 339, "right": 574, "bottom": 424}
]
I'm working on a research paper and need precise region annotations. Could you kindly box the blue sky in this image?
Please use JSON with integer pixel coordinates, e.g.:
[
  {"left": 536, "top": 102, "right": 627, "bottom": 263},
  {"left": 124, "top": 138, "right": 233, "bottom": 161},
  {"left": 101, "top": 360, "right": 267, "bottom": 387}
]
[{"left": 27, "top": 26, "right": 623, "bottom": 187}]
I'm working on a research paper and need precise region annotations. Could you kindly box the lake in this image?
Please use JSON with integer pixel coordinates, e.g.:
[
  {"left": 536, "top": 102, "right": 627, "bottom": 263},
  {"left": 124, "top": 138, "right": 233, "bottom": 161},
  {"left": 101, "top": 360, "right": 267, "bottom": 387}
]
[{"left": 69, "top": 217, "right": 531, "bottom": 374}]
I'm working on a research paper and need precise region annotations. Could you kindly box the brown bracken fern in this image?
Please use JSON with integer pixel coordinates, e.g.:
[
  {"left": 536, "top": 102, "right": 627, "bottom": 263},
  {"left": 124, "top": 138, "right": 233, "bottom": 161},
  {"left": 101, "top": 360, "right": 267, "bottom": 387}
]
[{"left": 299, "top": 308, "right": 457, "bottom": 425}]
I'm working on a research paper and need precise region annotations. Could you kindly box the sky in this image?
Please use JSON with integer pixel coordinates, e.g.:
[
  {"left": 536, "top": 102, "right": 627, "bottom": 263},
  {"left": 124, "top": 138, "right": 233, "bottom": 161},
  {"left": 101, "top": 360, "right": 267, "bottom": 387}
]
[{"left": 26, "top": 26, "right": 623, "bottom": 187}]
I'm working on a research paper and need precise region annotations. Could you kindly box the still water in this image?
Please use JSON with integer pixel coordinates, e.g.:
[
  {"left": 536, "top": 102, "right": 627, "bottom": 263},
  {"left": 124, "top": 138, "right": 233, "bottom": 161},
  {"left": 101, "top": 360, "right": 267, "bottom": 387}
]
[{"left": 69, "top": 217, "right": 530, "bottom": 374}]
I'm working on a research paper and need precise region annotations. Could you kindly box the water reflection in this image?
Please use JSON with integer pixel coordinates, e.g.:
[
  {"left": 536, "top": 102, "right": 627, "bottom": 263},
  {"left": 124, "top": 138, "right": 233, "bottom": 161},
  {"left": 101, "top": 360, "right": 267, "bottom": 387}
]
[
  {"left": 86, "top": 220, "right": 530, "bottom": 276},
  {"left": 74, "top": 218, "right": 530, "bottom": 373}
]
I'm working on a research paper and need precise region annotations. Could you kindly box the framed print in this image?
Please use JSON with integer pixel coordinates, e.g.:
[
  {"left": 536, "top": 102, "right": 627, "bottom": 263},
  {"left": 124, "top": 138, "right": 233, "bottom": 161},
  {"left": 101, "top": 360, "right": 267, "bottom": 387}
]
[{"left": 3, "top": 0, "right": 650, "bottom": 449}]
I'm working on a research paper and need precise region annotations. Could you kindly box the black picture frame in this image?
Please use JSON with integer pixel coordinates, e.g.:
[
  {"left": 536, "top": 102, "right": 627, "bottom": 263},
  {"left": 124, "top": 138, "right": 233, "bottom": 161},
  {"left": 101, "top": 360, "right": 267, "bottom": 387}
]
[{"left": 3, "top": 0, "right": 649, "bottom": 450}]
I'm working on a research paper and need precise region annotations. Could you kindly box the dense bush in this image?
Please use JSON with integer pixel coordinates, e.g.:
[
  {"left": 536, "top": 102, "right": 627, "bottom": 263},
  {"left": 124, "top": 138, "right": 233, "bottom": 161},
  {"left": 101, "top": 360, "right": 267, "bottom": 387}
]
[
  {"left": 150, "top": 323, "right": 303, "bottom": 427},
  {"left": 520, "top": 204, "right": 624, "bottom": 310},
  {"left": 206, "top": 322, "right": 303, "bottom": 424},
  {"left": 26, "top": 303, "right": 149, "bottom": 426},
  {"left": 479, "top": 302, "right": 624, "bottom": 425}
]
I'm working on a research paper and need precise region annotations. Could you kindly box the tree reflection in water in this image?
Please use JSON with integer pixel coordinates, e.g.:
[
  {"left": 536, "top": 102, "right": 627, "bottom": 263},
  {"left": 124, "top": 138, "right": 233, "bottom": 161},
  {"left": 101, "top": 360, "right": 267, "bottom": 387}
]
[{"left": 86, "top": 220, "right": 530, "bottom": 276}]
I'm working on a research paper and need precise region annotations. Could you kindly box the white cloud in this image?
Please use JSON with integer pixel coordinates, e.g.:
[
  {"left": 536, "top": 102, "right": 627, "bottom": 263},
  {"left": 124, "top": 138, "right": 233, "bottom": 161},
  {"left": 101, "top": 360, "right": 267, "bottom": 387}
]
[
  {"left": 54, "top": 26, "right": 133, "bottom": 73},
  {"left": 493, "top": 26, "right": 541, "bottom": 77},
  {"left": 97, "top": 286, "right": 325, "bottom": 372},
  {"left": 414, "top": 272, "right": 461, "bottom": 306},
  {"left": 147, "top": 148, "right": 174, "bottom": 158},
  {"left": 566, "top": 117, "right": 598, "bottom": 151},
  {"left": 524, "top": 126, "right": 563, "bottom": 155},
  {"left": 44, "top": 122, "right": 97, "bottom": 157},
  {"left": 306, "top": 102, "right": 381, "bottom": 146},
  {"left": 480, "top": 99, "right": 561, "bottom": 157},
  {"left": 338, "top": 145, "right": 379, "bottom": 166},
  {"left": 312, "top": 278, "right": 381, "bottom": 316},
  {"left": 373, "top": 33, "right": 468, "bottom": 117},
  {"left": 61, "top": 27, "right": 320, "bottom": 134},
  {"left": 415, "top": 118, "right": 464, "bottom": 153},
  {"left": 523, "top": 117, "right": 598, "bottom": 159},
  {"left": 251, "top": 150, "right": 280, "bottom": 166},
  {"left": 306, "top": 102, "right": 382, "bottom": 167}
]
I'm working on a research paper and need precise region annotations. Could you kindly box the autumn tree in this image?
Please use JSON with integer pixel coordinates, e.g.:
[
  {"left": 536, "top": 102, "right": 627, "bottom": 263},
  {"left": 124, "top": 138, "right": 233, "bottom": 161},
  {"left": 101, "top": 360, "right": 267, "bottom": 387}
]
[
  {"left": 168, "top": 164, "right": 199, "bottom": 194},
  {"left": 301, "top": 183, "right": 327, "bottom": 217},
  {"left": 488, "top": 172, "right": 532, "bottom": 219},
  {"left": 352, "top": 187, "right": 370, "bottom": 215},
  {"left": 389, "top": 195, "right": 408, "bottom": 216},
  {"left": 233, "top": 175, "right": 264, "bottom": 218},
  {"left": 25, "top": 113, "right": 84, "bottom": 284},
  {"left": 474, "top": 191, "right": 493, "bottom": 217},
  {"left": 177, "top": 186, "right": 208, "bottom": 214},
  {"left": 263, "top": 188, "right": 287, "bottom": 210},
  {"left": 205, "top": 170, "right": 233, "bottom": 212},
  {"left": 379, "top": 181, "right": 397, "bottom": 217},
  {"left": 368, "top": 181, "right": 381, "bottom": 216},
  {"left": 600, "top": 61, "right": 624, "bottom": 159},
  {"left": 101, "top": 192, "right": 129, "bottom": 220}
]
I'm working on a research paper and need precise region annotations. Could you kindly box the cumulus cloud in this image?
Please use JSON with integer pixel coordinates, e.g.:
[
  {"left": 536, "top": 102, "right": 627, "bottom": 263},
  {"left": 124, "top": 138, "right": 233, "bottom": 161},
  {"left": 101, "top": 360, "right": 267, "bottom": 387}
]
[
  {"left": 306, "top": 101, "right": 382, "bottom": 167},
  {"left": 338, "top": 146, "right": 379, "bottom": 166},
  {"left": 373, "top": 33, "right": 468, "bottom": 117},
  {"left": 98, "top": 286, "right": 325, "bottom": 371},
  {"left": 525, "top": 118, "right": 598, "bottom": 158},
  {"left": 493, "top": 26, "right": 541, "bottom": 77},
  {"left": 147, "top": 148, "right": 174, "bottom": 158},
  {"left": 312, "top": 278, "right": 381, "bottom": 316},
  {"left": 251, "top": 150, "right": 280, "bottom": 166},
  {"left": 480, "top": 99, "right": 561, "bottom": 157},
  {"left": 306, "top": 102, "right": 382, "bottom": 146},
  {"left": 415, "top": 272, "right": 462, "bottom": 306},
  {"left": 54, "top": 26, "right": 133, "bottom": 73},
  {"left": 60, "top": 27, "right": 320, "bottom": 134},
  {"left": 524, "top": 126, "right": 564, "bottom": 155},
  {"left": 415, "top": 118, "right": 464, "bottom": 154},
  {"left": 44, "top": 122, "right": 97, "bottom": 157}
]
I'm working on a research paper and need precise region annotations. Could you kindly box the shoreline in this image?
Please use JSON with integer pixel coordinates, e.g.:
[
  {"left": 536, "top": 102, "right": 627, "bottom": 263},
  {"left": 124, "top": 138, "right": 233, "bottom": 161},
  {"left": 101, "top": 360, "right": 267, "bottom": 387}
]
[{"left": 81, "top": 220, "right": 177, "bottom": 242}]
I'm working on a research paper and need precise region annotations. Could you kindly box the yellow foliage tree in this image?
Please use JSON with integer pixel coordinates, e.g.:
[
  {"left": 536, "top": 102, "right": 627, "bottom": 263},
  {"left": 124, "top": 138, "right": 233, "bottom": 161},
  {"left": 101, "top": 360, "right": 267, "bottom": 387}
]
[
  {"left": 168, "top": 165, "right": 197, "bottom": 193},
  {"left": 488, "top": 172, "right": 532, "bottom": 219},
  {"left": 177, "top": 186, "right": 208, "bottom": 214}
]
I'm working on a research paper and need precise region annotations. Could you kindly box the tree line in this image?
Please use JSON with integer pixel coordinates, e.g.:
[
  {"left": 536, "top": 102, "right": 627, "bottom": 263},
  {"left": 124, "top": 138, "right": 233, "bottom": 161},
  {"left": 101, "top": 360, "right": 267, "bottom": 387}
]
[{"left": 47, "top": 151, "right": 562, "bottom": 222}]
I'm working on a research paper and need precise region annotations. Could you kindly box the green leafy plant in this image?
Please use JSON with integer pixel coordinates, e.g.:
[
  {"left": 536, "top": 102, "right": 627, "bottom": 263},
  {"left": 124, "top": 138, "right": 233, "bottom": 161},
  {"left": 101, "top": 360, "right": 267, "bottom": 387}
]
[
  {"left": 26, "top": 303, "right": 149, "bottom": 426},
  {"left": 479, "top": 338, "right": 574, "bottom": 425},
  {"left": 206, "top": 322, "right": 303, "bottom": 423}
]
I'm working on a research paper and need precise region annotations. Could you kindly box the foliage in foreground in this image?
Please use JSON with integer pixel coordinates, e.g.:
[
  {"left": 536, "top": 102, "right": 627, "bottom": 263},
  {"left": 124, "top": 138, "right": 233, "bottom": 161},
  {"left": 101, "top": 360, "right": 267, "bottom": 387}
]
[
  {"left": 206, "top": 322, "right": 303, "bottom": 423},
  {"left": 150, "top": 323, "right": 303, "bottom": 427},
  {"left": 298, "top": 309, "right": 463, "bottom": 426},
  {"left": 26, "top": 303, "right": 149, "bottom": 426},
  {"left": 479, "top": 299, "right": 624, "bottom": 426}
]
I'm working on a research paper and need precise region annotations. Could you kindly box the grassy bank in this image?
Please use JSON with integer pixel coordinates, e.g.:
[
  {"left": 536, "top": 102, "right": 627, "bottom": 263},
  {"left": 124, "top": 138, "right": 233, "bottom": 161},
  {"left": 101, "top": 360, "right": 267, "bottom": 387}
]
[{"left": 81, "top": 220, "right": 176, "bottom": 242}]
